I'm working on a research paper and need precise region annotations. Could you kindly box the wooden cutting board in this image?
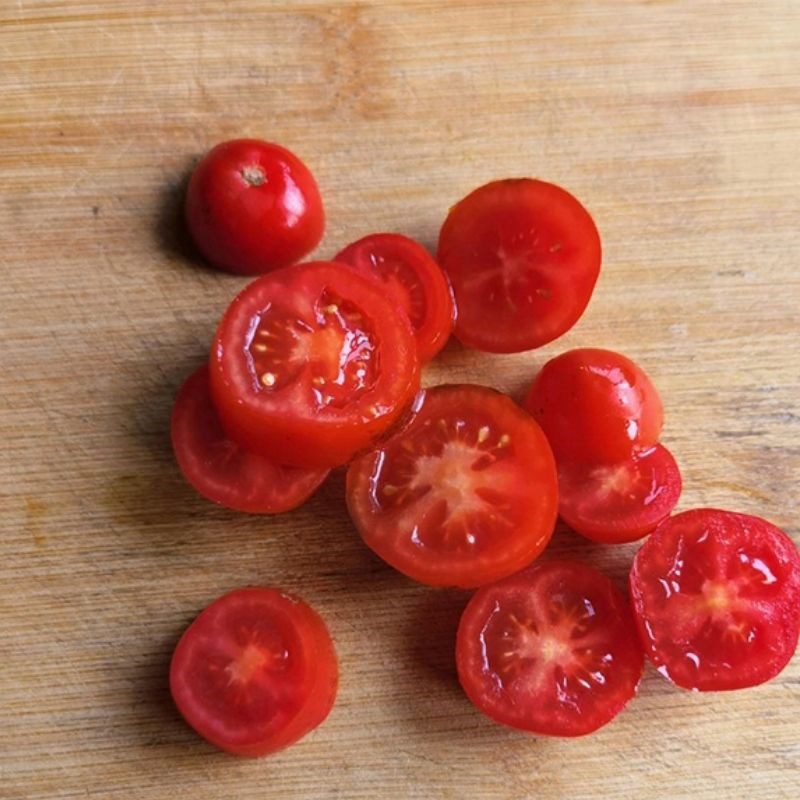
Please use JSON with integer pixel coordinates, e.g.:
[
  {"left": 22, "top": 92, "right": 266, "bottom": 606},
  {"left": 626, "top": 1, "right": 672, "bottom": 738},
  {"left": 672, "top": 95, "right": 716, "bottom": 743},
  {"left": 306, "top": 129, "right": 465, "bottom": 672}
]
[{"left": 2, "top": 1, "right": 798, "bottom": 798}]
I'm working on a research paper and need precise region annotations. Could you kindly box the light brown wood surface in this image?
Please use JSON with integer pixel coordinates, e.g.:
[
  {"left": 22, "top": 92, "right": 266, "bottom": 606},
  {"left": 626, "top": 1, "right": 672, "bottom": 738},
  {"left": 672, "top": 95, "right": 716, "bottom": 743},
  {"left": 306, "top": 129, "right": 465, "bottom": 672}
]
[{"left": 2, "top": 1, "right": 799, "bottom": 798}]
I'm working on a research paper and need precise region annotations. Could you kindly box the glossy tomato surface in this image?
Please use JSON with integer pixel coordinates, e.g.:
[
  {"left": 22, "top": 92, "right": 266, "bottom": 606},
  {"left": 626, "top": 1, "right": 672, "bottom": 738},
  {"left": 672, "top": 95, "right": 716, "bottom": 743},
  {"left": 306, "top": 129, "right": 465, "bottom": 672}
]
[
  {"left": 456, "top": 561, "right": 644, "bottom": 736},
  {"left": 186, "top": 139, "right": 324, "bottom": 275},
  {"left": 524, "top": 348, "right": 664, "bottom": 464},
  {"left": 346, "top": 384, "right": 558, "bottom": 588},
  {"left": 558, "top": 444, "right": 682, "bottom": 543},
  {"left": 630, "top": 509, "right": 800, "bottom": 691},
  {"left": 170, "top": 587, "right": 338, "bottom": 757},
  {"left": 437, "top": 178, "right": 601, "bottom": 353},
  {"left": 171, "top": 366, "right": 329, "bottom": 513},
  {"left": 334, "top": 233, "right": 454, "bottom": 362},
  {"left": 210, "top": 261, "right": 420, "bottom": 469}
]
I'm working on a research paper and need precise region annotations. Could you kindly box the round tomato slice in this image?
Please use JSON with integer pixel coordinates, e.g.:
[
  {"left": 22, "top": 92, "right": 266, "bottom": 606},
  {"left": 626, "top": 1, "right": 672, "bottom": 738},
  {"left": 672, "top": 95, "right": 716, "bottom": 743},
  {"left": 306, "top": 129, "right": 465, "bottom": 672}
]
[
  {"left": 346, "top": 384, "right": 558, "bottom": 588},
  {"left": 210, "top": 261, "right": 421, "bottom": 469},
  {"left": 523, "top": 348, "right": 664, "bottom": 465},
  {"left": 170, "top": 587, "right": 338, "bottom": 757},
  {"left": 171, "top": 366, "right": 329, "bottom": 513},
  {"left": 185, "top": 139, "right": 324, "bottom": 275},
  {"left": 437, "top": 179, "right": 601, "bottom": 353},
  {"left": 334, "top": 233, "right": 454, "bottom": 362},
  {"left": 558, "top": 444, "right": 682, "bottom": 543},
  {"left": 630, "top": 509, "right": 800, "bottom": 691},
  {"left": 456, "top": 561, "right": 644, "bottom": 736}
]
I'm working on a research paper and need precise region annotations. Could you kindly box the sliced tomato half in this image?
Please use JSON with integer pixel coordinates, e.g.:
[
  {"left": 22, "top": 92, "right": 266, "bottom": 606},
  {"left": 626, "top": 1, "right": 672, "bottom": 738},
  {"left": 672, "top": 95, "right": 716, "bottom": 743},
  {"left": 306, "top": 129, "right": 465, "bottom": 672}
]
[
  {"left": 558, "top": 444, "right": 682, "bottom": 543},
  {"left": 170, "top": 587, "right": 338, "bottom": 757},
  {"left": 456, "top": 561, "right": 644, "bottom": 736},
  {"left": 210, "top": 261, "right": 421, "bottom": 468},
  {"left": 346, "top": 384, "right": 558, "bottom": 588},
  {"left": 171, "top": 366, "right": 329, "bottom": 513},
  {"left": 630, "top": 509, "right": 800, "bottom": 691},
  {"left": 334, "top": 233, "right": 455, "bottom": 362}
]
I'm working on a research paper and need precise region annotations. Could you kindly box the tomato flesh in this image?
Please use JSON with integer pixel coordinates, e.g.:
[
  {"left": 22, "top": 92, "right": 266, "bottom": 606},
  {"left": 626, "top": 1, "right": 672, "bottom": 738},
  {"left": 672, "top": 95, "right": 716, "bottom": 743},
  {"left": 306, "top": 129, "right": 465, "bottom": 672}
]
[
  {"left": 558, "top": 444, "right": 682, "bottom": 543},
  {"left": 334, "top": 233, "right": 454, "bottom": 362},
  {"left": 210, "top": 261, "right": 420, "bottom": 468},
  {"left": 524, "top": 348, "right": 664, "bottom": 464},
  {"left": 346, "top": 384, "right": 558, "bottom": 588},
  {"left": 171, "top": 366, "right": 329, "bottom": 513},
  {"left": 630, "top": 509, "right": 800, "bottom": 691},
  {"left": 437, "top": 179, "right": 601, "bottom": 353},
  {"left": 185, "top": 139, "right": 324, "bottom": 275},
  {"left": 170, "top": 588, "right": 337, "bottom": 757},
  {"left": 456, "top": 561, "right": 644, "bottom": 736}
]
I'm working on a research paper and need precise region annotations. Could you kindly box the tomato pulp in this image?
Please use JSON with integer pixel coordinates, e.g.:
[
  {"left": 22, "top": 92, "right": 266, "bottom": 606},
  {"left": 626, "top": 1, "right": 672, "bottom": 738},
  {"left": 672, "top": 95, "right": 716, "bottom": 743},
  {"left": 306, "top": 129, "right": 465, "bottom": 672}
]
[
  {"left": 170, "top": 587, "right": 338, "bottom": 756},
  {"left": 210, "top": 261, "right": 421, "bottom": 469},
  {"left": 346, "top": 384, "right": 558, "bottom": 587}
]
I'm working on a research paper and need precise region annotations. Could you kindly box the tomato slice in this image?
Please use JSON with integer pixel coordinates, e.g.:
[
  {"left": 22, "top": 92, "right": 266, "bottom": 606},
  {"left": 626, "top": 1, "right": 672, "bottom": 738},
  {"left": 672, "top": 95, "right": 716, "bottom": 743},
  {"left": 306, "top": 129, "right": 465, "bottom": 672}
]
[
  {"left": 171, "top": 366, "right": 329, "bottom": 513},
  {"left": 456, "top": 561, "right": 644, "bottom": 736},
  {"left": 210, "top": 261, "right": 421, "bottom": 468},
  {"left": 346, "top": 385, "right": 558, "bottom": 588},
  {"left": 630, "top": 509, "right": 800, "bottom": 691},
  {"left": 437, "top": 179, "right": 601, "bottom": 353},
  {"left": 170, "top": 587, "right": 338, "bottom": 757},
  {"left": 523, "top": 348, "right": 664, "bottom": 465},
  {"left": 334, "top": 233, "right": 455, "bottom": 362},
  {"left": 558, "top": 444, "right": 682, "bottom": 543}
]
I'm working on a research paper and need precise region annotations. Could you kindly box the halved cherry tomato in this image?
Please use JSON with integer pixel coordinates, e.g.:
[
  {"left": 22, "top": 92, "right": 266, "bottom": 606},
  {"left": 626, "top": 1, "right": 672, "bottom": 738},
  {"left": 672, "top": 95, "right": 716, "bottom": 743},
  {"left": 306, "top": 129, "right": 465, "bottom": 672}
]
[
  {"left": 185, "top": 139, "right": 324, "bottom": 275},
  {"left": 171, "top": 366, "right": 329, "bottom": 513},
  {"left": 346, "top": 384, "right": 558, "bottom": 588},
  {"left": 334, "top": 233, "right": 454, "bottom": 362},
  {"left": 630, "top": 509, "right": 800, "bottom": 691},
  {"left": 210, "top": 261, "right": 420, "bottom": 469},
  {"left": 170, "top": 587, "right": 338, "bottom": 757},
  {"left": 456, "top": 561, "right": 644, "bottom": 736},
  {"left": 523, "top": 348, "right": 664, "bottom": 465},
  {"left": 558, "top": 444, "right": 682, "bottom": 543},
  {"left": 437, "top": 179, "right": 601, "bottom": 353}
]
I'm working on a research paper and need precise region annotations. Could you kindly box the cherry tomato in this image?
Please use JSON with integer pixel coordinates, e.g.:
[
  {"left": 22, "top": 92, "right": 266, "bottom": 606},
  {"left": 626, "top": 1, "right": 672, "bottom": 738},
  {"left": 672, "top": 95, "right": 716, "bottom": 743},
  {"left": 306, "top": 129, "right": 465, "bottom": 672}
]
[
  {"left": 334, "top": 233, "right": 454, "bottom": 362},
  {"left": 185, "top": 139, "right": 324, "bottom": 275},
  {"left": 558, "top": 444, "right": 682, "bottom": 544},
  {"left": 346, "top": 384, "right": 558, "bottom": 588},
  {"left": 523, "top": 348, "right": 664, "bottom": 465},
  {"left": 456, "top": 561, "right": 644, "bottom": 736},
  {"left": 210, "top": 261, "right": 420, "bottom": 469},
  {"left": 437, "top": 179, "right": 601, "bottom": 353},
  {"left": 170, "top": 587, "right": 338, "bottom": 757},
  {"left": 171, "top": 366, "right": 329, "bottom": 513},
  {"left": 630, "top": 509, "right": 800, "bottom": 691}
]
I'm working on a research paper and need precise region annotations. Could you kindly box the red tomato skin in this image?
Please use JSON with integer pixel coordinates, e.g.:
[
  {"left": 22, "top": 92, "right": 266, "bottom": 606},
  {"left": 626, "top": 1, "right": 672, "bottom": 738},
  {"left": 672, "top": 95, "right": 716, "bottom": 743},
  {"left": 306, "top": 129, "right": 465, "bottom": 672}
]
[
  {"left": 437, "top": 178, "right": 601, "bottom": 353},
  {"left": 334, "top": 233, "right": 455, "bottom": 362},
  {"left": 171, "top": 366, "right": 329, "bottom": 513},
  {"left": 524, "top": 348, "right": 664, "bottom": 465},
  {"left": 456, "top": 561, "right": 644, "bottom": 736},
  {"left": 185, "top": 139, "right": 324, "bottom": 275},
  {"left": 209, "top": 261, "right": 421, "bottom": 469},
  {"left": 170, "top": 588, "right": 338, "bottom": 757},
  {"left": 630, "top": 509, "right": 800, "bottom": 691},
  {"left": 558, "top": 444, "right": 682, "bottom": 544}
]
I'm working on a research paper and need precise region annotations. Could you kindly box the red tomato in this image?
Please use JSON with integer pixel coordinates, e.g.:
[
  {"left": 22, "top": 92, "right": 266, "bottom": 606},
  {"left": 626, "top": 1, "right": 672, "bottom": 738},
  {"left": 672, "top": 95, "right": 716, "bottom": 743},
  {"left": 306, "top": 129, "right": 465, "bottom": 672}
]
[
  {"left": 334, "top": 233, "right": 454, "bottom": 362},
  {"left": 437, "top": 179, "right": 601, "bottom": 353},
  {"left": 185, "top": 139, "right": 324, "bottom": 275},
  {"left": 171, "top": 366, "right": 329, "bottom": 513},
  {"left": 456, "top": 561, "right": 644, "bottom": 736},
  {"left": 558, "top": 444, "right": 682, "bottom": 543},
  {"left": 630, "top": 509, "right": 800, "bottom": 691},
  {"left": 346, "top": 384, "right": 558, "bottom": 588},
  {"left": 523, "top": 348, "right": 664, "bottom": 464},
  {"left": 170, "top": 587, "right": 338, "bottom": 757},
  {"left": 210, "top": 261, "right": 420, "bottom": 469}
]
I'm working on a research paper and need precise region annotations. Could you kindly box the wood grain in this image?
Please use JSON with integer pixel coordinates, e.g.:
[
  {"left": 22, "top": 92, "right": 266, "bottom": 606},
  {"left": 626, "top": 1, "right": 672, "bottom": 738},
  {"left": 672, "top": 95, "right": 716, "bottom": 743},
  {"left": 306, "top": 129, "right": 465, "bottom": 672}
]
[{"left": 1, "top": 1, "right": 798, "bottom": 798}]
